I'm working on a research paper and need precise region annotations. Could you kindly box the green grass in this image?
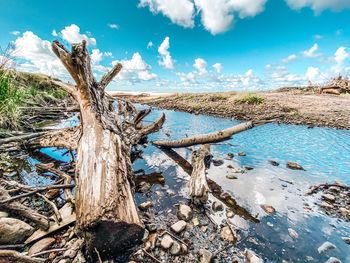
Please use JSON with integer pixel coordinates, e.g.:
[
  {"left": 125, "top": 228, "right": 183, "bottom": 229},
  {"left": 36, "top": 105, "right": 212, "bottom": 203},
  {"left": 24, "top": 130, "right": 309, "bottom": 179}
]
[
  {"left": 0, "top": 70, "right": 68, "bottom": 130},
  {"left": 235, "top": 93, "right": 264, "bottom": 105}
]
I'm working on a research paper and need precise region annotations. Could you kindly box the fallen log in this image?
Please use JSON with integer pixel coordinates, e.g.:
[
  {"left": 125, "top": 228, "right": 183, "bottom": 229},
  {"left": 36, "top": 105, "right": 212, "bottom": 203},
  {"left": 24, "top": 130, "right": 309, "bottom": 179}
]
[
  {"left": 153, "top": 121, "right": 254, "bottom": 148},
  {"left": 141, "top": 113, "right": 166, "bottom": 136},
  {"left": 189, "top": 144, "right": 211, "bottom": 204},
  {"left": 0, "top": 250, "right": 45, "bottom": 263}
]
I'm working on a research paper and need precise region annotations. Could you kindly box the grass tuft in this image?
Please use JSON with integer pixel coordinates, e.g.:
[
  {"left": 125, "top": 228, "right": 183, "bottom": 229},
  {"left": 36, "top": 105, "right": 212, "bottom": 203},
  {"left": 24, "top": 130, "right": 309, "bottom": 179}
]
[{"left": 235, "top": 93, "right": 264, "bottom": 105}]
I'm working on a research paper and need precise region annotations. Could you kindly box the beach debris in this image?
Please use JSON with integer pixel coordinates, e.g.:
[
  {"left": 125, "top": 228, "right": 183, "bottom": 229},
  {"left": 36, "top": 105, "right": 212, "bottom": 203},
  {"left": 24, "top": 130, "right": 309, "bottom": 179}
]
[{"left": 286, "top": 161, "right": 305, "bottom": 170}]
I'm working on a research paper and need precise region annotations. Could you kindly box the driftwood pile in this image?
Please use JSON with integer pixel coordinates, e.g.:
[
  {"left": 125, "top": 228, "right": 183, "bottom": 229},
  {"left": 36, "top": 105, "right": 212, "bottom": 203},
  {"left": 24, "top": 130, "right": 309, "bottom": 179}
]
[
  {"left": 320, "top": 76, "right": 350, "bottom": 95},
  {"left": 0, "top": 39, "right": 266, "bottom": 262}
]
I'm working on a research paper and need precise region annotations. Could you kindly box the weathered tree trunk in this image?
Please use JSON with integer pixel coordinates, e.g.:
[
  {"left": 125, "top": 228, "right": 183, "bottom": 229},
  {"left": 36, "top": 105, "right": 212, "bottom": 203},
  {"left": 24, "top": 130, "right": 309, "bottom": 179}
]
[
  {"left": 189, "top": 144, "right": 211, "bottom": 204},
  {"left": 51, "top": 40, "right": 144, "bottom": 258}
]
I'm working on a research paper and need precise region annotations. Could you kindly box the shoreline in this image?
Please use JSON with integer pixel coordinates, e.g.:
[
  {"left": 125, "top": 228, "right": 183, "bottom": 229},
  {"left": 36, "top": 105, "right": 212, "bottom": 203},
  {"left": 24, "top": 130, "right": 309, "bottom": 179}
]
[{"left": 113, "top": 90, "right": 350, "bottom": 130}]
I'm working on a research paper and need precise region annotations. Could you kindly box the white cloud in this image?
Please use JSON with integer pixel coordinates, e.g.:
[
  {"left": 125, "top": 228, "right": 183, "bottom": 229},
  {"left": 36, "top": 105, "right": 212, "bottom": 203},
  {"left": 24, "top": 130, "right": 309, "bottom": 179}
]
[
  {"left": 52, "top": 30, "right": 58, "bottom": 37},
  {"left": 193, "top": 58, "right": 207, "bottom": 75},
  {"left": 282, "top": 54, "right": 297, "bottom": 63},
  {"left": 194, "top": 0, "right": 267, "bottom": 34},
  {"left": 138, "top": 0, "right": 195, "bottom": 28},
  {"left": 10, "top": 31, "right": 20, "bottom": 36},
  {"left": 158, "top": 37, "right": 174, "bottom": 69},
  {"left": 147, "top": 41, "right": 154, "bottom": 49},
  {"left": 212, "top": 63, "right": 223, "bottom": 73},
  {"left": 285, "top": 0, "right": 350, "bottom": 13},
  {"left": 313, "top": 34, "right": 323, "bottom": 40},
  {"left": 13, "top": 31, "right": 66, "bottom": 78},
  {"left": 306, "top": 66, "right": 320, "bottom": 81},
  {"left": 60, "top": 24, "right": 96, "bottom": 45},
  {"left": 91, "top": 49, "right": 103, "bottom": 64},
  {"left": 103, "top": 52, "right": 113, "bottom": 57},
  {"left": 334, "top": 46, "right": 349, "bottom": 64},
  {"left": 303, "top": 43, "right": 320, "bottom": 58},
  {"left": 108, "top": 23, "right": 119, "bottom": 30},
  {"left": 112, "top": 52, "right": 157, "bottom": 82}
]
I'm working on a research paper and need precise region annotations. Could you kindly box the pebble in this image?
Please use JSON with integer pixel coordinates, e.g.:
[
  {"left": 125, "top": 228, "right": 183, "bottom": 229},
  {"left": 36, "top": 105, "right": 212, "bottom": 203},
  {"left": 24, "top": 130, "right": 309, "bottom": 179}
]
[
  {"left": 0, "top": 217, "right": 34, "bottom": 244},
  {"left": 226, "top": 211, "right": 234, "bottom": 218},
  {"left": 192, "top": 217, "right": 200, "bottom": 226},
  {"left": 320, "top": 201, "right": 333, "bottom": 210},
  {"left": 244, "top": 249, "right": 264, "bottom": 263},
  {"left": 146, "top": 223, "right": 157, "bottom": 232},
  {"left": 267, "top": 222, "right": 274, "bottom": 227},
  {"left": 286, "top": 161, "right": 305, "bottom": 170},
  {"left": 177, "top": 204, "right": 193, "bottom": 221},
  {"left": 138, "top": 201, "right": 153, "bottom": 210},
  {"left": 288, "top": 228, "right": 299, "bottom": 239},
  {"left": 261, "top": 204, "right": 276, "bottom": 214},
  {"left": 322, "top": 194, "right": 336, "bottom": 202},
  {"left": 160, "top": 234, "right": 174, "bottom": 250},
  {"left": 170, "top": 241, "right": 181, "bottom": 255},
  {"left": 220, "top": 226, "right": 236, "bottom": 243},
  {"left": 324, "top": 257, "right": 342, "bottom": 263},
  {"left": 201, "top": 226, "right": 208, "bottom": 233},
  {"left": 171, "top": 220, "right": 187, "bottom": 234},
  {"left": 318, "top": 241, "right": 336, "bottom": 253},
  {"left": 238, "top": 152, "right": 246, "bottom": 156},
  {"left": 339, "top": 207, "right": 350, "bottom": 217},
  {"left": 245, "top": 166, "right": 254, "bottom": 170},
  {"left": 342, "top": 237, "right": 350, "bottom": 244},
  {"left": 226, "top": 174, "right": 238, "bottom": 180},
  {"left": 269, "top": 160, "right": 280, "bottom": 166},
  {"left": 212, "top": 201, "right": 224, "bottom": 212},
  {"left": 212, "top": 159, "right": 224, "bottom": 166},
  {"left": 199, "top": 249, "right": 213, "bottom": 263}
]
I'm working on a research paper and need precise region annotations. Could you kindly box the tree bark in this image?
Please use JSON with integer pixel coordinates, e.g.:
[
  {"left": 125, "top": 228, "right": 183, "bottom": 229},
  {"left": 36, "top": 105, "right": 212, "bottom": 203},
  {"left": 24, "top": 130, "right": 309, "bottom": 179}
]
[{"left": 51, "top": 40, "right": 144, "bottom": 259}]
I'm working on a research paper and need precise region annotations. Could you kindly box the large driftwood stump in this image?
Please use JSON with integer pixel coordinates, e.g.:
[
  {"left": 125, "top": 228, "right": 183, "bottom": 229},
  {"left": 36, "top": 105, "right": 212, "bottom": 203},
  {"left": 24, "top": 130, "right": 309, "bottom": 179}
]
[
  {"left": 189, "top": 144, "right": 211, "bottom": 204},
  {"left": 51, "top": 40, "right": 143, "bottom": 258}
]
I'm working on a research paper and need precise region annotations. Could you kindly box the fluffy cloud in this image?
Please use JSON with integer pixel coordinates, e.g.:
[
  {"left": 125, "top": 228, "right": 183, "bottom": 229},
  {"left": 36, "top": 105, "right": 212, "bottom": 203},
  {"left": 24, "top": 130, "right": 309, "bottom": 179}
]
[
  {"left": 147, "top": 41, "right": 154, "bottom": 49},
  {"left": 306, "top": 66, "right": 320, "bottom": 81},
  {"left": 286, "top": 0, "right": 350, "bottom": 13},
  {"left": 91, "top": 49, "right": 103, "bottom": 64},
  {"left": 194, "top": 0, "right": 267, "bottom": 34},
  {"left": 282, "top": 54, "right": 297, "bottom": 63},
  {"left": 303, "top": 43, "right": 320, "bottom": 58},
  {"left": 139, "top": 0, "right": 195, "bottom": 28},
  {"left": 13, "top": 31, "right": 66, "bottom": 78},
  {"left": 193, "top": 58, "right": 207, "bottom": 75},
  {"left": 334, "top": 46, "right": 349, "bottom": 64},
  {"left": 51, "top": 30, "right": 58, "bottom": 37},
  {"left": 212, "top": 63, "right": 223, "bottom": 73},
  {"left": 108, "top": 23, "right": 119, "bottom": 30},
  {"left": 10, "top": 31, "right": 20, "bottom": 36},
  {"left": 112, "top": 52, "right": 157, "bottom": 82},
  {"left": 60, "top": 24, "right": 96, "bottom": 45},
  {"left": 158, "top": 37, "right": 174, "bottom": 69}
]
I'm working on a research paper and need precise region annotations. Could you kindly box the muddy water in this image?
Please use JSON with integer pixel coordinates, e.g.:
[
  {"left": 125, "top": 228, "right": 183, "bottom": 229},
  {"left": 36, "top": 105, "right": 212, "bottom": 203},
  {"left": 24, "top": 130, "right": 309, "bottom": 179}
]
[{"left": 12, "top": 106, "right": 350, "bottom": 262}]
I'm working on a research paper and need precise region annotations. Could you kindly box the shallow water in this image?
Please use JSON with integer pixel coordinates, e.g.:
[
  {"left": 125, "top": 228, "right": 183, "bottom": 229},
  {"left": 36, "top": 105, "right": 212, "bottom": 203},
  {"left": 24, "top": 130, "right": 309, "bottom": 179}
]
[{"left": 15, "top": 106, "right": 350, "bottom": 262}]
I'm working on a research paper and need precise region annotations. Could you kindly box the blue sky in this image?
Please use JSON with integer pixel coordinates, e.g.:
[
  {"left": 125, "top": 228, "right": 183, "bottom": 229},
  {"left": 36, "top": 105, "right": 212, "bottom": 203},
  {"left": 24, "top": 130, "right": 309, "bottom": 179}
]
[{"left": 1, "top": 0, "right": 350, "bottom": 92}]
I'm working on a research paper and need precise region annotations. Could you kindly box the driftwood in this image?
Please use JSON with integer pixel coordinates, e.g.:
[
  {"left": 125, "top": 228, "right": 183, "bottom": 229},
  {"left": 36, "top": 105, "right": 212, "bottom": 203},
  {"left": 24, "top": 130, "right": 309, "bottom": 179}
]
[
  {"left": 153, "top": 121, "right": 254, "bottom": 148},
  {"left": 189, "top": 144, "right": 211, "bottom": 204},
  {"left": 0, "top": 250, "right": 45, "bottom": 263}
]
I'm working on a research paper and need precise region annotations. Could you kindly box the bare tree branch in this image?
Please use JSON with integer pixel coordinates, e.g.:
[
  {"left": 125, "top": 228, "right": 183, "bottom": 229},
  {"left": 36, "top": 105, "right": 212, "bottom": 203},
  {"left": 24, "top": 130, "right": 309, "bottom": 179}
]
[{"left": 99, "top": 63, "right": 122, "bottom": 89}]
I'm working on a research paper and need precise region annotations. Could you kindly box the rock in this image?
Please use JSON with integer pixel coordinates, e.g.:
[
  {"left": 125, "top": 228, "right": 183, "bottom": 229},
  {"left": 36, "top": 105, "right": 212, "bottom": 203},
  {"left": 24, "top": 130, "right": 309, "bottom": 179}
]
[
  {"left": 212, "top": 201, "right": 224, "bottom": 212},
  {"left": 201, "top": 226, "right": 208, "bottom": 233},
  {"left": 177, "top": 204, "right": 193, "bottom": 221},
  {"left": 138, "top": 182, "right": 151, "bottom": 193},
  {"left": 232, "top": 256, "right": 242, "bottom": 263},
  {"left": 212, "top": 159, "right": 224, "bottom": 166},
  {"left": 322, "top": 194, "right": 336, "bottom": 202},
  {"left": 170, "top": 241, "right": 182, "bottom": 255},
  {"left": 146, "top": 223, "right": 157, "bottom": 232},
  {"left": 0, "top": 217, "right": 34, "bottom": 244},
  {"left": 328, "top": 186, "right": 340, "bottom": 193},
  {"left": 0, "top": 211, "right": 9, "bottom": 218},
  {"left": 320, "top": 201, "right": 333, "bottom": 210},
  {"left": 199, "top": 249, "right": 213, "bottom": 263},
  {"left": 192, "top": 217, "right": 200, "bottom": 226},
  {"left": 267, "top": 222, "right": 274, "bottom": 227},
  {"left": 171, "top": 220, "right": 187, "bottom": 234},
  {"left": 181, "top": 243, "right": 188, "bottom": 254},
  {"left": 339, "top": 207, "right": 350, "bottom": 217},
  {"left": 238, "top": 152, "right": 246, "bottom": 156},
  {"left": 226, "top": 211, "right": 234, "bottom": 218},
  {"left": 286, "top": 161, "right": 305, "bottom": 170},
  {"left": 227, "top": 153, "right": 235, "bottom": 158},
  {"left": 220, "top": 226, "right": 236, "bottom": 243},
  {"left": 318, "top": 241, "right": 336, "bottom": 253},
  {"left": 244, "top": 249, "right": 264, "bottom": 263},
  {"left": 324, "top": 257, "right": 342, "bottom": 263},
  {"left": 288, "top": 228, "right": 299, "bottom": 239},
  {"left": 342, "top": 237, "right": 350, "bottom": 244},
  {"left": 160, "top": 234, "right": 174, "bottom": 250},
  {"left": 226, "top": 174, "right": 238, "bottom": 180},
  {"left": 228, "top": 215, "right": 249, "bottom": 230},
  {"left": 28, "top": 237, "right": 55, "bottom": 255},
  {"left": 269, "top": 160, "right": 280, "bottom": 166},
  {"left": 260, "top": 204, "right": 276, "bottom": 214},
  {"left": 245, "top": 166, "right": 254, "bottom": 170},
  {"left": 138, "top": 200, "right": 153, "bottom": 210}
]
